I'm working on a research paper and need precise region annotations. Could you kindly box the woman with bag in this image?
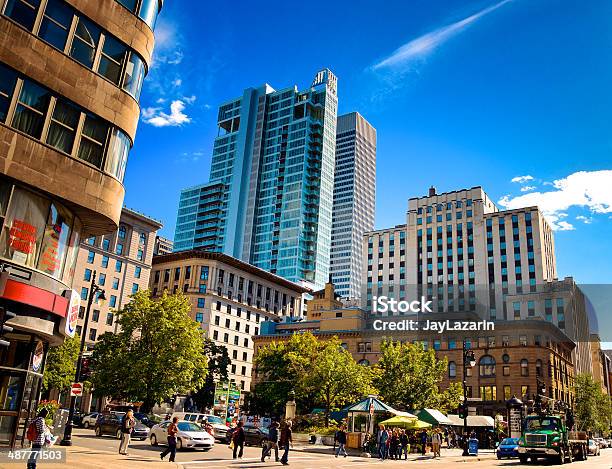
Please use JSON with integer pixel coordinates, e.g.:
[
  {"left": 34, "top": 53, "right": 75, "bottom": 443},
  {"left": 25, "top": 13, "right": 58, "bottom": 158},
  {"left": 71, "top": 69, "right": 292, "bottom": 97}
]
[
  {"left": 160, "top": 417, "right": 179, "bottom": 462},
  {"left": 27, "top": 408, "right": 49, "bottom": 469}
]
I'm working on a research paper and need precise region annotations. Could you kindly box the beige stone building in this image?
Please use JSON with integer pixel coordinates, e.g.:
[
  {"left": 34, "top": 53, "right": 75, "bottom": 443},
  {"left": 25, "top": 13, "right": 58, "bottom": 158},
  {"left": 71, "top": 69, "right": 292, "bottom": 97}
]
[
  {"left": 154, "top": 235, "right": 173, "bottom": 256},
  {"left": 0, "top": 0, "right": 163, "bottom": 447},
  {"left": 74, "top": 207, "right": 162, "bottom": 345},
  {"left": 150, "top": 250, "right": 309, "bottom": 392}
]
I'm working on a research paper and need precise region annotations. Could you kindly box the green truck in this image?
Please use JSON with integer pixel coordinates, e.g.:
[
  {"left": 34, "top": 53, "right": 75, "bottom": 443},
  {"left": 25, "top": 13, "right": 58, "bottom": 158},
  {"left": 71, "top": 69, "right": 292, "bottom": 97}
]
[{"left": 517, "top": 414, "right": 588, "bottom": 464}]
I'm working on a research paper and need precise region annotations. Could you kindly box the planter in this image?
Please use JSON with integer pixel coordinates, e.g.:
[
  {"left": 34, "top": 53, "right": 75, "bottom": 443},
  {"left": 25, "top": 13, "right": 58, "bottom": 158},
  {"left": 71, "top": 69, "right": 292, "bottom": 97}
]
[
  {"left": 321, "top": 436, "right": 335, "bottom": 446},
  {"left": 292, "top": 432, "right": 311, "bottom": 444}
]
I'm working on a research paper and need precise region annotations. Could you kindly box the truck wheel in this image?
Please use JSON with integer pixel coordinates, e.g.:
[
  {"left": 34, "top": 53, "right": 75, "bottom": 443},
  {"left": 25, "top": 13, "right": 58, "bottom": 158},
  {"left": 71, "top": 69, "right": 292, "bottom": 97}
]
[{"left": 518, "top": 455, "right": 528, "bottom": 464}]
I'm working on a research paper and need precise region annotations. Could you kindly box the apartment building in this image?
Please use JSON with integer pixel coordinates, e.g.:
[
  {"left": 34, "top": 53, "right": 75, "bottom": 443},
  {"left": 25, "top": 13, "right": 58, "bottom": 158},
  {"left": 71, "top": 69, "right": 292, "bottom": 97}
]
[
  {"left": 154, "top": 235, "right": 173, "bottom": 256},
  {"left": 150, "top": 250, "right": 309, "bottom": 392},
  {"left": 74, "top": 207, "right": 162, "bottom": 344}
]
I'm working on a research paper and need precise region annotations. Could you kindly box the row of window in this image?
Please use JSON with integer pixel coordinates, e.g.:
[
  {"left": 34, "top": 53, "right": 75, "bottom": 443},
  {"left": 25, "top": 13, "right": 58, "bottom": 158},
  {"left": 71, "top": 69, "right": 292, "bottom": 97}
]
[
  {"left": 417, "top": 199, "right": 474, "bottom": 215},
  {"left": 3, "top": 0, "right": 148, "bottom": 99},
  {"left": 85, "top": 225, "right": 148, "bottom": 261},
  {"left": 0, "top": 61, "right": 131, "bottom": 181},
  {"left": 114, "top": 0, "right": 161, "bottom": 30}
]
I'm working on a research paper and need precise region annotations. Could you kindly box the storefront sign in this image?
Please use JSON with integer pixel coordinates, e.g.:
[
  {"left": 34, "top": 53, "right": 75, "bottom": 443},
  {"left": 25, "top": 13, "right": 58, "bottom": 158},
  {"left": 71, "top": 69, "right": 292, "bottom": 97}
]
[
  {"left": 8, "top": 219, "right": 37, "bottom": 254},
  {"left": 31, "top": 340, "right": 44, "bottom": 372},
  {"left": 62, "top": 290, "right": 80, "bottom": 338}
]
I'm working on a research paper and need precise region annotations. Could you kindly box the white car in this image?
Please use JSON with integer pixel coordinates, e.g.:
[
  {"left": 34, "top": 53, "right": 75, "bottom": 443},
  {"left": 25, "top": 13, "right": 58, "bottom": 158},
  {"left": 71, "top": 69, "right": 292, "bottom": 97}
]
[
  {"left": 587, "top": 439, "right": 600, "bottom": 456},
  {"left": 150, "top": 421, "right": 214, "bottom": 451},
  {"left": 82, "top": 412, "right": 100, "bottom": 429}
]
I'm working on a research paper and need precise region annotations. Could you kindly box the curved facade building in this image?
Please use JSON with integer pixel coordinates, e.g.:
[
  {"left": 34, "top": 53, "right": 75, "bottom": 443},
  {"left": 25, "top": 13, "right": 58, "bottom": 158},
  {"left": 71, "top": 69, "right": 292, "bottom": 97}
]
[{"left": 0, "top": 0, "right": 163, "bottom": 447}]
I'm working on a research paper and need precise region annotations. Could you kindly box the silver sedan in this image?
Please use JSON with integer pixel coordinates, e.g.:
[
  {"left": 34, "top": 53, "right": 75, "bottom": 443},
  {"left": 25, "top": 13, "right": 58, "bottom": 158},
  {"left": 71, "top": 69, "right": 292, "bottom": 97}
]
[{"left": 150, "top": 421, "right": 215, "bottom": 451}]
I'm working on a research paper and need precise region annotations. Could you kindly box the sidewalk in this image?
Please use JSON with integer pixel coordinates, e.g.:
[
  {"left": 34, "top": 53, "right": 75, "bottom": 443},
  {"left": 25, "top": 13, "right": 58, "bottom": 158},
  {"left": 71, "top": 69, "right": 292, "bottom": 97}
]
[
  {"left": 291, "top": 444, "right": 497, "bottom": 462},
  {"left": 2, "top": 444, "right": 181, "bottom": 468}
]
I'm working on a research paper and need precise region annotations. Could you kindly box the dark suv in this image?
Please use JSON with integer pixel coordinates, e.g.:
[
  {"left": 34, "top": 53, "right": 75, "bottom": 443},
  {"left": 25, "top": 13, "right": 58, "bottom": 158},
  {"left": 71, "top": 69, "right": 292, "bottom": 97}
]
[
  {"left": 226, "top": 424, "right": 269, "bottom": 446},
  {"left": 94, "top": 412, "right": 149, "bottom": 440}
]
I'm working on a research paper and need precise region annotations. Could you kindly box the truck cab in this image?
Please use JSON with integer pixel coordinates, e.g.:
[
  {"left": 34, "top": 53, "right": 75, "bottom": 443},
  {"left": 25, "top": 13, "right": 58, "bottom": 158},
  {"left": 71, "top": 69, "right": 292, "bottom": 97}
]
[{"left": 518, "top": 414, "right": 587, "bottom": 464}]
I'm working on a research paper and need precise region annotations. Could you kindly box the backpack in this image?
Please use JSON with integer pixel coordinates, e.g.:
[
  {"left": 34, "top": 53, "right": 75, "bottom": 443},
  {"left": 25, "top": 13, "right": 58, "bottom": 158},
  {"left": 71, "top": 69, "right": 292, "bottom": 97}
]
[{"left": 26, "top": 419, "right": 39, "bottom": 441}]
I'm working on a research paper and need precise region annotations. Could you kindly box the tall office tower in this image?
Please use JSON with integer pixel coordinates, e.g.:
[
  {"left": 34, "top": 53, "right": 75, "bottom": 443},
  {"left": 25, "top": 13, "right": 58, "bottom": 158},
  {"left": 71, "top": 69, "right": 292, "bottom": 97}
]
[
  {"left": 0, "top": 0, "right": 163, "bottom": 447},
  {"left": 330, "top": 112, "right": 376, "bottom": 299},
  {"left": 174, "top": 69, "right": 338, "bottom": 288}
]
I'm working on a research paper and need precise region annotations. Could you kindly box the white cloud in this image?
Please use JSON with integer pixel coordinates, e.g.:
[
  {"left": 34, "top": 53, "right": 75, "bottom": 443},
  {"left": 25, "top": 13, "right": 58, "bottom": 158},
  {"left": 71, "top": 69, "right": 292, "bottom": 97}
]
[
  {"left": 511, "top": 175, "right": 534, "bottom": 184},
  {"left": 520, "top": 185, "right": 536, "bottom": 192},
  {"left": 142, "top": 100, "right": 193, "bottom": 127},
  {"left": 576, "top": 215, "right": 593, "bottom": 224},
  {"left": 183, "top": 95, "right": 197, "bottom": 104},
  {"left": 498, "top": 170, "right": 612, "bottom": 230},
  {"left": 372, "top": 0, "right": 514, "bottom": 70},
  {"left": 172, "top": 78, "right": 182, "bottom": 87},
  {"left": 155, "top": 97, "right": 166, "bottom": 104}
]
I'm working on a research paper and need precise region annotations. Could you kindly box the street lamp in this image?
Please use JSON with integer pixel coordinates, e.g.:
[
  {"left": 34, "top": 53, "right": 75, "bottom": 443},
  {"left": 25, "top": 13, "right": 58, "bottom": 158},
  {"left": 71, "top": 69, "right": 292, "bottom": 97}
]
[
  {"left": 462, "top": 340, "right": 476, "bottom": 456},
  {"left": 60, "top": 271, "right": 106, "bottom": 446}
]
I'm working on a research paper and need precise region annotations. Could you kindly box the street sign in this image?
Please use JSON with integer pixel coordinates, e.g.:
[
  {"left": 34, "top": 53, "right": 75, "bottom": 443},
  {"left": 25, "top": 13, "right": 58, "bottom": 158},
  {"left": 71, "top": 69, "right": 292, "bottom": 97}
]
[{"left": 70, "top": 383, "right": 83, "bottom": 397}]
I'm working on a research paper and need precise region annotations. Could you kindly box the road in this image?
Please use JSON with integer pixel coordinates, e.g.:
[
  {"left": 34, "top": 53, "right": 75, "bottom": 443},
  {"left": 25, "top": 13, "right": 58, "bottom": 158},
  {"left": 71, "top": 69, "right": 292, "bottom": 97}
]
[{"left": 70, "top": 428, "right": 612, "bottom": 468}]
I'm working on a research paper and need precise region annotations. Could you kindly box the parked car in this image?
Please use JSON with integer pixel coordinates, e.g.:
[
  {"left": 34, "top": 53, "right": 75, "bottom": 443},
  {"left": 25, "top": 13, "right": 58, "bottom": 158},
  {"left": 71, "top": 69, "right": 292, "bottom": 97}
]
[
  {"left": 149, "top": 421, "right": 214, "bottom": 451},
  {"left": 133, "top": 412, "right": 161, "bottom": 428},
  {"left": 587, "top": 439, "right": 600, "bottom": 456},
  {"left": 496, "top": 437, "right": 519, "bottom": 459},
  {"left": 225, "top": 424, "right": 269, "bottom": 446},
  {"left": 170, "top": 412, "right": 228, "bottom": 442},
  {"left": 71, "top": 410, "right": 84, "bottom": 428},
  {"left": 94, "top": 412, "right": 149, "bottom": 440},
  {"left": 81, "top": 412, "right": 100, "bottom": 429}
]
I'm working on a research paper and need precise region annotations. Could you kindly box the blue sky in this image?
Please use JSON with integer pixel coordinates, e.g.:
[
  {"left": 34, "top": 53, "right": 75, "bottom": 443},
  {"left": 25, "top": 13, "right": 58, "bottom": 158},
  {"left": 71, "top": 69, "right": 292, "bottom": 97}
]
[{"left": 124, "top": 0, "right": 612, "bottom": 285}]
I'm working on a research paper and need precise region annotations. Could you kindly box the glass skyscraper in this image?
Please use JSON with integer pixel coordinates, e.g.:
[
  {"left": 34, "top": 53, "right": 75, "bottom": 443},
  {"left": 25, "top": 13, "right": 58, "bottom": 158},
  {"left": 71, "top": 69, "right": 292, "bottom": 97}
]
[{"left": 174, "top": 69, "right": 338, "bottom": 288}]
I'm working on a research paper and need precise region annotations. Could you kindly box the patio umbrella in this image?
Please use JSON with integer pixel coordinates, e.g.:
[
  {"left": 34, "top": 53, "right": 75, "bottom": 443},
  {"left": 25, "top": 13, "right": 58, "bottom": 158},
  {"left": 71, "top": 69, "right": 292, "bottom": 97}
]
[
  {"left": 379, "top": 415, "right": 419, "bottom": 428},
  {"left": 405, "top": 419, "right": 432, "bottom": 429}
]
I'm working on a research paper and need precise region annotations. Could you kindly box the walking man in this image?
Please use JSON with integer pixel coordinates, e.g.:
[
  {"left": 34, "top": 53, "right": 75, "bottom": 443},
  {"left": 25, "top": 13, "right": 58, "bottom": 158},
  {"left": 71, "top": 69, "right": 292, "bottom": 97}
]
[
  {"left": 232, "top": 421, "right": 245, "bottom": 459},
  {"left": 279, "top": 420, "right": 293, "bottom": 465},
  {"left": 261, "top": 421, "right": 280, "bottom": 462},
  {"left": 335, "top": 425, "right": 348, "bottom": 458},
  {"left": 118, "top": 409, "right": 135, "bottom": 456},
  {"left": 431, "top": 430, "right": 442, "bottom": 458},
  {"left": 400, "top": 429, "right": 409, "bottom": 460},
  {"left": 160, "top": 417, "right": 179, "bottom": 462},
  {"left": 377, "top": 424, "right": 388, "bottom": 460}
]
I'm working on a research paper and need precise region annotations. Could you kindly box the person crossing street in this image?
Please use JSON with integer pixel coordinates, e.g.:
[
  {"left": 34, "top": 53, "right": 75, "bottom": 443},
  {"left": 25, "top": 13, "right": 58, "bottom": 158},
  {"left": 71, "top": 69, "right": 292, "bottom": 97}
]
[{"left": 334, "top": 425, "right": 348, "bottom": 458}]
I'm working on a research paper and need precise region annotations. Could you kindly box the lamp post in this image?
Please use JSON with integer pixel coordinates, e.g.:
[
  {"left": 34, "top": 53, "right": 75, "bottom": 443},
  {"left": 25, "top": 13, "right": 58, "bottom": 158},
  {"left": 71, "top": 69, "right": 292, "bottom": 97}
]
[
  {"left": 285, "top": 390, "right": 296, "bottom": 421},
  {"left": 60, "top": 271, "right": 106, "bottom": 446},
  {"left": 462, "top": 339, "right": 476, "bottom": 456}
]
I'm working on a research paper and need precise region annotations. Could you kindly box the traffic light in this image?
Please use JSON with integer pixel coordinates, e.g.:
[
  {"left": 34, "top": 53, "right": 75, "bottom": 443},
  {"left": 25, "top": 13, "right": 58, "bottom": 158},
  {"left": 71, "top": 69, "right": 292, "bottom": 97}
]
[
  {"left": 458, "top": 402, "right": 468, "bottom": 419},
  {"left": 0, "top": 306, "right": 16, "bottom": 348},
  {"left": 79, "top": 357, "right": 92, "bottom": 381}
]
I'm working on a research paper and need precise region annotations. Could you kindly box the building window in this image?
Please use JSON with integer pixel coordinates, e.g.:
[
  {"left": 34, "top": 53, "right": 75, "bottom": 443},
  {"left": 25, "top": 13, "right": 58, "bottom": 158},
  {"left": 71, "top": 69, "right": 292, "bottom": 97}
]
[
  {"left": 197, "top": 298, "right": 205, "bottom": 308},
  {"left": 118, "top": 225, "right": 126, "bottom": 239},
  {"left": 80, "top": 287, "right": 88, "bottom": 300},
  {"left": 504, "top": 385, "right": 511, "bottom": 401},
  {"left": 535, "top": 359, "right": 542, "bottom": 377},
  {"left": 195, "top": 312, "right": 203, "bottom": 323},
  {"left": 106, "top": 312, "right": 113, "bottom": 326},
  {"left": 212, "top": 330, "right": 218, "bottom": 340},
  {"left": 520, "top": 359, "right": 529, "bottom": 377},
  {"left": 137, "top": 249, "right": 143, "bottom": 261},
  {"left": 91, "top": 309, "right": 99, "bottom": 322},
  {"left": 112, "top": 277, "right": 119, "bottom": 290},
  {"left": 109, "top": 295, "right": 117, "bottom": 307},
  {"left": 98, "top": 272, "right": 106, "bottom": 286},
  {"left": 448, "top": 361, "right": 456, "bottom": 378},
  {"left": 101, "top": 255, "right": 109, "bottom": 267},
  {"left": 12, "top": 79, "right": 50, "bottom": 139},
  {"left": 521, "top": 385, "right": 529, "bottom": 398},
  {"left": 131, "top": 283, "right": 138, "bottom": 294},
  {"left": 88, "top": 328, "right": 97, "bottom": 341},
  {"left": 199, "top": 283, "right": 206, "bottom": 293},
  {"left": 479, "top": 385, "right": 496, "bottom": 401},
  {"left": 134, "top": 266, "right": 141, "bottom": 279},
  {"left": 519, "top": 335, "right": 528, "bottom": 346},
  {"left": 115, "top": 260, "right": 122, "bottom": 272},
  {"left": 87, "top": 250, "right": 95, "bottom": 263},
  {"left": 97, "top": 34, "right": 127, "bottom": 85},
  {"left": 46, "top": 97, "right": 80, "bottom": 154},
  {"left": 84, "top": 268, "right": 92, "bottom": 281},
  {"left": 479, "top": 355, "right": 496, "bottom": 377},
  {"left": 116, "top": 243, "right": 123, "bottom": 255},
  {"left": 503, "top": 366, "right": 510, "bottom": 376},
  {"left": 200, "top": 266, "right": 209, "bottom": 280},
  {"left": 70, "top": 16, "right": 101, "bottom": 68}
]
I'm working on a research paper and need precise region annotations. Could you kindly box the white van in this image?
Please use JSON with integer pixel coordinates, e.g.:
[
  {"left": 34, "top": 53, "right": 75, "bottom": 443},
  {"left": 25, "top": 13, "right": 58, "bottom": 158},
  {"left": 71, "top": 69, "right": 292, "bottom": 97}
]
[{"left": 171, "top": 412, "right": 227, "bottom": 441}]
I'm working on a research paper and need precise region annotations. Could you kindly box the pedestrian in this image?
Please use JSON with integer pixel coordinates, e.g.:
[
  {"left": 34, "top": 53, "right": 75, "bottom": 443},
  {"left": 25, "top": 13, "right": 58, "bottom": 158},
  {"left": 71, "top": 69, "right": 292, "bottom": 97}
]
[
  {"left": 26, "top": 408, "right": 49, "bottom": 469},
  {"left": 334, "top": 425, "right": 348, "bottom": 458},
  {"left": 389, "top": 430, "right": 399, "bottom": 460},
  {"left": 377, "top": 424, "right": 388, "bottom": 460},
  {"left": 279, "top": 420, "right": 293, "bottom": 465},
  {"left": 431, "top": 430, "right": 442, "bottom": 457},
  {"left": 118, "top": 409, "right": 135, "bottom": 456},
  {"left": 160, "top": 416, "right": 179, "bottom": 462},
  {"left": 400, "top": 429, "right": 409, "bottom": 460},
  {"left": 261, "top": 421, "right": 280, "bottom": 462},
  {"left": 232, "top": 421, "right": 245, "bottom": 459},
  {"left": 420, "top": 429, "right": 428, "bottom": 456}
]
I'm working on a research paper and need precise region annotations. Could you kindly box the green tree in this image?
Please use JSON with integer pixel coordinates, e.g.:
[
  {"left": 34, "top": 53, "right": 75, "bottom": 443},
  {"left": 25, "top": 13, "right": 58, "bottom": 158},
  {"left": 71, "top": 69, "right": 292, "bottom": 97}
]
[
  {"left": 307, "top": 337, "right": 375, "bottom": 426},
  {"left": 42, "top": 334, "right": 80, "bottom": 393},
  {"left": 91, "top": 291, "right": 208, "bottom": 412},
  {"left": 574, "top": 373, "right": 600, "bottom": 431},
  {"left": 192, "top": 340, "right": 231, "bottom": 411},
  {"left": 373, "top": 340, "right": 461, "bottom": 411}
]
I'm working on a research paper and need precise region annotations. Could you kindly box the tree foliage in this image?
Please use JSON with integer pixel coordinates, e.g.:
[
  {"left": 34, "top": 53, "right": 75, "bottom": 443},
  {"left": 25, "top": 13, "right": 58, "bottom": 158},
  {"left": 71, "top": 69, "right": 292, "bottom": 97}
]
[
  {"left": 192, "top": 340, "right": 231, "bottom": 411},
  {"left": 574, "top": 373, "right": 611, "bottom": 434},
  {"left": 252, "top": 332, "right": 374, "bottom": 422},
  {"left": 373, "top": 340, "right": 461, "bottom": 412},
  {"left": 42, "top": 334, "right": 80, "bottom": 392},
  {"left": 91, "top": 291, "right": 208, "bottom": 412}
]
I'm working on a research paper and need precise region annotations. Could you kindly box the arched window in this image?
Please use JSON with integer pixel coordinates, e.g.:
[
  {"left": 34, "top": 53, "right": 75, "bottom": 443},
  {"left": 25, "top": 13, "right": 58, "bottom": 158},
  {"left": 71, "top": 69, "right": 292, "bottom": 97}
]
[
  {"left": 535, "top": 359, "right": 542, "bottom": 377},
  {"left": 521, "top": 359, "right": 529, "bottom": 376},
  {"left": 479, "top": 355, "right": 496, "bottom": 377},
  {"left": 358, "top": 359, "right": 370, "bottom": 366},
  {"left": 448, "top": 361, "right": 456, "bottom": 378}
]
